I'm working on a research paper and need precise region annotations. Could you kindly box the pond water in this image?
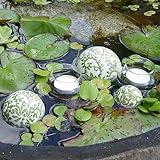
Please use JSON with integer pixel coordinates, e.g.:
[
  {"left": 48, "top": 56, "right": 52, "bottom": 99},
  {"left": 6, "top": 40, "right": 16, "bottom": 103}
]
[{"left": 0, "top": 0, "right": 160, "bottom": 147}]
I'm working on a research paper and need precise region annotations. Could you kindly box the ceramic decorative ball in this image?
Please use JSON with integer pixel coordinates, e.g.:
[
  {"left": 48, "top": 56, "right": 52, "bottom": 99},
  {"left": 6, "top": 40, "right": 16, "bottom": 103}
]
[
  {"left": 2, "top": 90, "right": 45, "bottom": 128},
  {"left": 114, "top": 85, "right": 143, "bottom": 108},
  {"left": 75, "top": 46, "right": 122, "bottom": 81}
]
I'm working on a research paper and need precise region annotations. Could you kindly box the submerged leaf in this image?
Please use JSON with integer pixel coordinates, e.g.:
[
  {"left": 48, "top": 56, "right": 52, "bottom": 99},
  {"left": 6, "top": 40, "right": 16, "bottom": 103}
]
[
  {"left": 25, "top": 33, "right": 70, "bottom": 60},
  {"left": 30, "top": 121, "right": 48, "bottom": 134},
  {"left": 120, "top": 26, "right": 160, "bottom": 58}
]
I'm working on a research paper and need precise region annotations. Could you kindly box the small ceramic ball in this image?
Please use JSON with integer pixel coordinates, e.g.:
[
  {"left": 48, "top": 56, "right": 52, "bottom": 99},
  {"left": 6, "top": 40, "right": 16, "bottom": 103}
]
[
  {"left": 75, "top": 46, "right": 122, "bottom": 81},
  {"left": 114, "top": 85, "right": 143, "bottom": 108},
  {"left": 2, "top": 90, "right": 45, "bottom": 128}
]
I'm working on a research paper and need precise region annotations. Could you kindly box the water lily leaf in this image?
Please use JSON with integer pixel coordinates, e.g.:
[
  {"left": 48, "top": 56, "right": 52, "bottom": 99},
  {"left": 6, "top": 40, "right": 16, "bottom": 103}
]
[
  {"left": 120, "top": 26, "right": 160, "bottom": 58},
  {"left": 0, "top": 46, "right": 4, "bottom": 55},
  {"left": 53, "top": 105, "right": 67, "bottom": 116},
  {"left": 97, "top": 90, "right": 114, "bottom": 107},
  {"left": 79, "top": 81, "right": 99, "bottom": 101},
  {"left": 19, "top": 140, "right": 34, "bottom": 146},
  {"left": 33, "top": 0, "right": 51, "bottom": 5},
  {"left": 35, "top": 75, "right": 48, "bottom": 83},
  {"left": 143, "top": 97, "right": 159, "bottom": 103},
  {"left": 149, "top": 101, "right": 160, "bottom": 112},
  {"left": 20, "top": 15, "right": 71, "bottom": 38},
  {"left": 30, "top": 121, "right": 48, "bottom": 134},
  {"left": 25, "top": 33, "right": 70, "bottom": 60},
  {"left": 7, "top": 41, "right": 19, "bottom": 49},
  {"left": 91, "top": 78, "right": 111, "bottom": 90},
  {"left": 0, "top": 50, "right": 35, "bottom": 93},
  {"left": 74, "top": 108, "right": 92, "bottom": 122},
  {"left": 55, "top": 117, "right": 66, "bottom": 131},
  {"left": 135, "top": 110, "right": 160, "bottom": 132},
  {"left": 0, "top": 26, "right": 12, "bottom": 45},
  {"left": 16, "top": 43, "right": 25, "bottom": 51},
  {"left": 20, "top": 133, "right": 32, "bottom": 141},
  {"left": 32, "top": 133, "right": 43, "bottom": 143},
  {"left": 0, "top": 9, "right": 20, "bottom": 23},
  {"left": 64, "top": 110, "right": 142, "bottom": 146},
  {"left": 42, "top": 114, "right": 56, "bottom": 127},
  {"left": 36, "top": 82, "right": 52, "bottom": 95},
  {"left": 33, "top": 69, "right": 50, "bottom": 77},
  {"left": 138, "top": 105, "right": 149, "bottom": 113},
  {"left": 70, "top": 42, "right": 83, "bottom": 50},
  {"left": 46, "top": 62, "right": 63, "bottom": 73}
]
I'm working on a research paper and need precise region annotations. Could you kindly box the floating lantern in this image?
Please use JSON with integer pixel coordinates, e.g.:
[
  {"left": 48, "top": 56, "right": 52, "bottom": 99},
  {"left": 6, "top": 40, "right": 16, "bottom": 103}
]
[
  {"left": 2, "top": 90, "right": 45, "bottom": 128},
  {"left": 114, "top": 85, "right": 143, "bottom": 108},
  {"left": 119, "top": 56, "right": 155, "bottom": 89},
  {"left": 74, "top": 46, "right": 122, "bottom": 81}
]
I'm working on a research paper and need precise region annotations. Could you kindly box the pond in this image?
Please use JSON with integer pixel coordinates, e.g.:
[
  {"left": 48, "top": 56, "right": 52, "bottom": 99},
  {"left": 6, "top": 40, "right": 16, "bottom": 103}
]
[{"left": 0, "top": 0, "right": 160, "bottom": 155}]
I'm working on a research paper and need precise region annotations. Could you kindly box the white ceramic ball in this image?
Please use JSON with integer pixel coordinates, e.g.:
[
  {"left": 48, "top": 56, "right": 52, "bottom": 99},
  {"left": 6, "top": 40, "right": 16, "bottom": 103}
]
[
  {"left": 2, "top": 90, "right": 45, "bottom": 128},
  {"left": 114, "top": 85, "right": 143, "bottom": 108},
  {"left": 75, "top": 46, "right": 122, "bottom": 81}
]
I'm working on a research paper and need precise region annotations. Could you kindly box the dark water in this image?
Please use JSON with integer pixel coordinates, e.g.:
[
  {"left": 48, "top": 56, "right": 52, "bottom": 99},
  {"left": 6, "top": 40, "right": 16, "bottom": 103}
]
[{"left": 0, "top": 0, "right": 160, "bottom": 146}]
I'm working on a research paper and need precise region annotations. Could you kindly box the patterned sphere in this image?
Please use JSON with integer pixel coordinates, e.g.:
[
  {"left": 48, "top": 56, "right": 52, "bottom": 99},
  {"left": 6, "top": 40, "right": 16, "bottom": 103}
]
[
  {"left": 75, "top": 46, "right": 122, "bottom": 81},
  {"left": 2, "top": 90, "right": 45, "bottom": 128},
  {"left": 114, "top": 85, "right": 143, "bottom": 108}
]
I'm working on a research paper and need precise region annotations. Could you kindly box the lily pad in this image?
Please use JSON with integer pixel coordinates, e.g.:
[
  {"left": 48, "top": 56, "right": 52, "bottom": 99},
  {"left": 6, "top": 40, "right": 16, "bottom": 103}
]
[
  {"left": 70, "top": 42, "right": 83, "bottom": 50},
  {"left": 19, "top": 140, "right": 34, "bottom": 146},
  {"left": 0, "top": 9, "right": 20, "bottom": 23},
  {"left": 32, "top": 134, "right": 43, "bottom": 143},
  {"left": 64, "top": 111, "right": 142, "bottom": 146},
  {"left": 74, "top": 108, "right": 92, "bottom": 122},
  {"left": 20, "top": 133, "right": 32, "bottom": 141},
  {"left": 33, "top": 69, "right": 50, "bottom": 77},
  {"left": 0, "top": 46, "right": 4, "bottom": 55},
  {"left": 55, "top": 117, "right": 66, "bottom": 131},
  {"left": 46, "top": 62, "right": 63, "bottom": 73},
  {"left": 120, "top": 25, "right": 160, "bottom": 59},
  {"left": 24, "top": 33, "right": 70, "bottom": 60},
  {"left": 36, "top": 82, "right": 52, "bottom": 95},
  {"left": 0, "top": 26, "right": 12, "bottom": 45},
  {"left": 53, "top": 105, "right": 67, "bottom": 116},
  {"left": 30, "top": 121, "right": 48, "bottom": 134},
  {"left": 0, "top": 50, "right": 35, "bottom": 93},
  {"left": 42, "top": 114, "right": 56, "bottom": 127},
  {"left": 79, "top": 81, "right": 99, "bottom": 101},
  {"left": 20, "top": 15, "right": 71, "bottom": 38}
]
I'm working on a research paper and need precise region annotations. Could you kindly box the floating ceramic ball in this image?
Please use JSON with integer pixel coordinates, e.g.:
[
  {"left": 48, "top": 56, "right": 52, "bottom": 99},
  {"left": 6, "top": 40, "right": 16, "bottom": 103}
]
[
  {"left": 114, "top": 85, "right": 143, "bottom": 108},
  {"left": 2, "top": 90, "right": 45, "bottom": 128},
  {"left": 75, "top": 46, "right": 122, "bottom": 81}
]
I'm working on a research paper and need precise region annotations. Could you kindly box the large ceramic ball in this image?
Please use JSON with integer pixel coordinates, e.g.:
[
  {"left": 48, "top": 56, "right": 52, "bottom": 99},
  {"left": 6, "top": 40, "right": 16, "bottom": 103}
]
[
  {"left": 114, "top": 85, "right": 143, "bottom": 108},
  {"left": 2, "top": 90, "right": 45, "bottom": 128},
  {"left": 75, "top": 46, "right": 122, "bottom": 81}
]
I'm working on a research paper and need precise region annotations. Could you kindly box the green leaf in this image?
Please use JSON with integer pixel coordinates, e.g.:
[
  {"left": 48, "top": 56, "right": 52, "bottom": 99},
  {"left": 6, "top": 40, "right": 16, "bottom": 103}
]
[
  {"left": 79, "top": 81, "right": 99, "bottom": 101},
  {"left": 7, "top": 41, "right": 19, "bottom": 49},
  {"left": 33, "top": 69, "right": 50, "bottom": 77},
  {"left": 16, "top": 43, "right": 25, "bottom": 51},
  {"left": 36, "top": 82, "right": 52, "bottom": 95},
  {"left": 74, "top": 108, "right": 92, "bottom": 122},
  {"left": 30, "top": 121, "right": 48, "bottom": 134},
  {"left": 143, "top": 97, "right": 159, "bottom": 104},
  {"left": 70, "top": 42, "right": 83, "bottom": 50},
  {"left": 32, "top": 134, "right": 43, "bottom": 143},
  {"left": 120, "top": 26, "right": 160, "bottom": 58},
  {"left": 0, "top": 51, "right": 35, "bottom": 93},
  {"left": 138, "top": 105, "right": 149, "bottom": 113},
  {"left": 20, "top": 133, "right": 32, "bottom": 141},
  {"left": 46, "top": 62, "right": 63, "bottom": 73},
  {"left": 33, "top": 0, "right": 51, "bottom": 5},
  {"left": 149, "top": 101, "right": 160, "bottom": 112},
  {"left": 0, "top": 9, "right": 20, "bottom": 23},
  {"left": 42, "top": 114, "right": 56, "bottom": 127},
  {"left": 24, "top": 33, "right": 70, "bottom": 60},
  {"left": 97, "top": 90, "right": 115, "bottom": 107},
  {"left": 55, "top": 117, "right": 66, "bottom": 131},
  {"left": 64, "top": 111, "right": 142, "bottom": 146},
  {"left": 19, "top": 140, "right": 34, "bottom": 146},
  {"left": 91, "top": 78, "right": 111, "bottom": 90},
  {"left": 20, "top": 15, "right": 71, "bottom": 38},
  {"left": 0, "top": 46, "right": 4, "bottom": 55},
  {"left": 0, "top": 26, "right": 12, "bottom": 45},
  {"left": 53, "top": 105, "right": 67, "bottom": 116},
  {"left": 35, "top": 75, "right": 48, "bottom": 83}
]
